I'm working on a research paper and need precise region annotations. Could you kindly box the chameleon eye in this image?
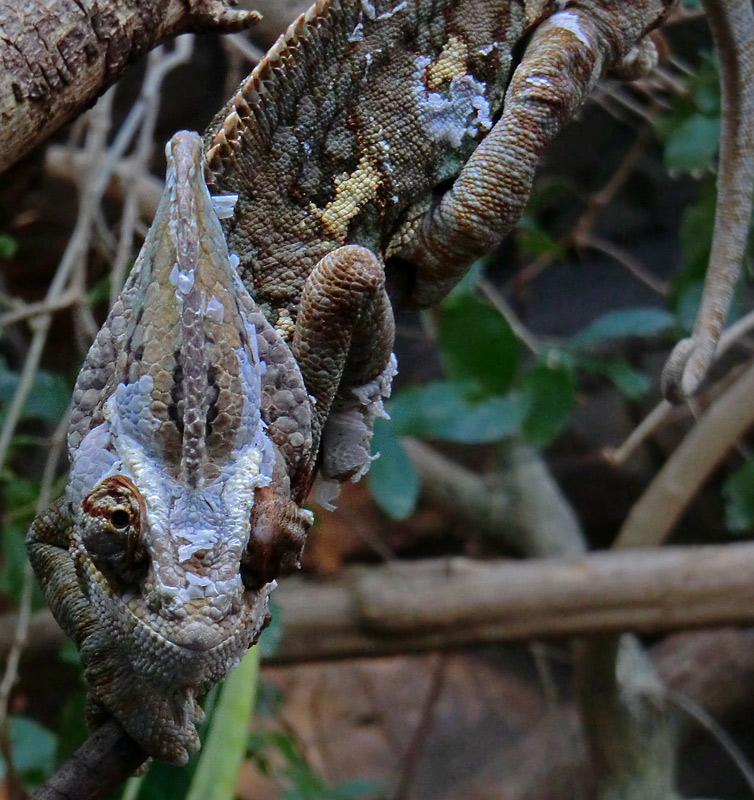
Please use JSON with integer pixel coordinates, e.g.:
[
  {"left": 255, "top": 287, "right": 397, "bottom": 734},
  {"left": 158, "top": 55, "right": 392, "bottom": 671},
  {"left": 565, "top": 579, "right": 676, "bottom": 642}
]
[
  {"left": 109, "top": 508, "right": 131, "bottom": 530},
  {"left": 80, "top": 475, "right": 147, "bottom": 587}
]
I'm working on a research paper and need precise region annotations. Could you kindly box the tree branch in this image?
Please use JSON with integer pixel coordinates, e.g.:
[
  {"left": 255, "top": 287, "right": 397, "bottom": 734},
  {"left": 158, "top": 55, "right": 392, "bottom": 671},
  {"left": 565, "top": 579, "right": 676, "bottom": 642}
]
[
  {"left": 0, "top": 0, "right": 260, "bottom": 172},
  {"left": 11, "top": 544, "right": 754, "bottom": 665},
  {"left": 31, "top": 720, "right": 146, "bottom": 800}
]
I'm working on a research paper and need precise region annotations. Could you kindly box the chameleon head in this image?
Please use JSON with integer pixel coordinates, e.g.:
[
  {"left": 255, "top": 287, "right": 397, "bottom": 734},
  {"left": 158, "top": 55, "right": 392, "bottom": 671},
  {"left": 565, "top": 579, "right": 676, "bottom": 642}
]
[{"left": 51, "top": 131, "right": 314, "bottom": 763}]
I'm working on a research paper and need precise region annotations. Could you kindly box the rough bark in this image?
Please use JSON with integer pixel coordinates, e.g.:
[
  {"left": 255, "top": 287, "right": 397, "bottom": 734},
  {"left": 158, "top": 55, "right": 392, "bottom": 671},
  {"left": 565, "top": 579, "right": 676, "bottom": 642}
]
[
  {"left": 31, "top": 719, "right": 145, "bottom": 800},
  {"left": 9, "top": 544, "right": 754, "bottom": 663},
  {"left": 0, "top": 0, "right": 261, "bottom": 172}
]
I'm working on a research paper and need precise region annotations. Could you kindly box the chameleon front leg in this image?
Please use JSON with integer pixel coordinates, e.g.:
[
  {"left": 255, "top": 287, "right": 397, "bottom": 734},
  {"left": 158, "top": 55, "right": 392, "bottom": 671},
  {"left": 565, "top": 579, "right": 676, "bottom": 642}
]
[
  {"left": 26, "top": 499, "right": 93, "bottom": 646},
  {"left": 662, "top": 0, "right": 754, "bottom": 400},
  {"left": 292, "top": 244, "right": 396, "bottom": 486}
]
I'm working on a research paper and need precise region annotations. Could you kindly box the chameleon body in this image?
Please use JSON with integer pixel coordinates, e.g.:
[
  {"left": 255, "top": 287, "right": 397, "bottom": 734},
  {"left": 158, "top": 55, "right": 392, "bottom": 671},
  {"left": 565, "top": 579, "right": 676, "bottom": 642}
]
[{"left": 26, "top": 0, "right": 754, "bottom": 765}]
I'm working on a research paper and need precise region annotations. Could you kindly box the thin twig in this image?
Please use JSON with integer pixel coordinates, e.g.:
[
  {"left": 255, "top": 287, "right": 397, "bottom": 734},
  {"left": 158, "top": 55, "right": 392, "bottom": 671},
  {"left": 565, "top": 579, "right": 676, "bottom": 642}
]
[
  {"left": 391, "top": 653, "right": 449, "bottom": 800},
  {"left": 0, "top": 409, "right": 68, "bottom": 735},
  {"left": 0, "top": 89, "right": 116, "bottom": 470},
  {"left": 0, "top": 288, "right": 80, "bottom": 330},
  {"left": 668, "top": 691, "right": 754, "bottom": 797},
  {"left": 605, "top": 306, "right": 754, "bottom": 465}
]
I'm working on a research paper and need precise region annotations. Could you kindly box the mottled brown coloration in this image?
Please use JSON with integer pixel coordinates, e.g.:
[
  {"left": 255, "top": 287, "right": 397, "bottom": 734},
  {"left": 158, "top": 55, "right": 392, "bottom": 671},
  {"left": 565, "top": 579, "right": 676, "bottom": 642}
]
[{"left": 28, "top": 133, "right": 315, "bottom": 763}]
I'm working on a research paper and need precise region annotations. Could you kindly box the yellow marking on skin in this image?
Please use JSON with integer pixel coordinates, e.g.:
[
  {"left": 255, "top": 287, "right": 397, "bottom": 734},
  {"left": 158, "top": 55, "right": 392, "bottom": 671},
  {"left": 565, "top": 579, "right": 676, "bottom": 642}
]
[
  {"left": 311, "top": 140, "right": 389, "bottom": 240},
  {"left": 426, "top": 35, "right": 469, "bottom": 90},
  {"left": 275, "top": 309, "right": 296, "bottom": 341}
]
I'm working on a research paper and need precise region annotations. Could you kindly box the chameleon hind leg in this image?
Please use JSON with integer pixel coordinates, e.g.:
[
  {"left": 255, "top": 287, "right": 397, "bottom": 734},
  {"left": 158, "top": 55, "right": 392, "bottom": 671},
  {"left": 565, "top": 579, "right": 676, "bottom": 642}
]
[{"left": 292, "top": 244, "right": 396, "bottom": 489}]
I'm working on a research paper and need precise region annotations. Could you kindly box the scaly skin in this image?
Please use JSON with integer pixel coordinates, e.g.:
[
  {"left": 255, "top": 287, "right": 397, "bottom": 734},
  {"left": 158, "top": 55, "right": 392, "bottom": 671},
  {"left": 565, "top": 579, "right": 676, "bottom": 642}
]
[{"left": 27, "top": 0, "right": 754, "bottom": 766}]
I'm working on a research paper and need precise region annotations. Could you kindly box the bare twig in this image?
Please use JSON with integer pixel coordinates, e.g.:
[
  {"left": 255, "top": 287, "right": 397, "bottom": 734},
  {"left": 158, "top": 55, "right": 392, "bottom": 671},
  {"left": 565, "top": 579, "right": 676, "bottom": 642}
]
[
  {"left": 613, "top": 354, "right": 754, "bottom": 548},
  {"left": 391, "top": 654, "right": 449, "bottom": 800},
  {"left": 0, "top": 411, "right": 68, "bottom": 731},
  {"left": 0, "top": 90, "right": 117, "bottom": 471},
  {"left": 9, "top": 543, "right": 754, "bottom": 665},
  {"left": 668, "top": 691, "right": 754, "bottom": 795},
  {"left": 605, "top": 306, "right": 754, "bottom": 465}
]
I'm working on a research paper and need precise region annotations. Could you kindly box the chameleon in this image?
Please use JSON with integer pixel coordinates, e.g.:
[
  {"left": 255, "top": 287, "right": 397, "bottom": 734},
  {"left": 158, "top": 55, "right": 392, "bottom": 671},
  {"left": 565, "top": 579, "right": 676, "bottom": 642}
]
[{"left": 26, "top": 0, "right": 754, "bottom": 766}]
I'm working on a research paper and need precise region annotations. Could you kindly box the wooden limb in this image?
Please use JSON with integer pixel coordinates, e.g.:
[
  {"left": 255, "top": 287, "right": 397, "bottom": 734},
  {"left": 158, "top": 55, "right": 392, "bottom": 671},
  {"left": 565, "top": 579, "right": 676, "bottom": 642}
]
[
  {"left": 402, "top": 438, "right": 586, "bottom": 558},
  {"left": 497, "top": 628, "right": 754, "bottom": 800},
  {"left": 31, "top": 719, "right": 146, "bottom": 800},
  {"left": 11, "top": 544, "right": 754, "bottom": 664},
  {"left": 614, "top": 354, "right": 754, "bottom": 546},
  {"left": 0, "top": 0, "right": 261, "bottom": 172},
  {"left": 576, "top": 636, "right": 677, "bottom": 800}
]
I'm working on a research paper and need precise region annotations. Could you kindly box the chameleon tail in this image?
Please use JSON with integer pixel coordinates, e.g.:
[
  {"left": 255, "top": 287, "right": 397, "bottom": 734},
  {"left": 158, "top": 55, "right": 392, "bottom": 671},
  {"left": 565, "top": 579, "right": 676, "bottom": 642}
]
[{"left": 662, "top": 0, "right": 754, "bottom": 401}]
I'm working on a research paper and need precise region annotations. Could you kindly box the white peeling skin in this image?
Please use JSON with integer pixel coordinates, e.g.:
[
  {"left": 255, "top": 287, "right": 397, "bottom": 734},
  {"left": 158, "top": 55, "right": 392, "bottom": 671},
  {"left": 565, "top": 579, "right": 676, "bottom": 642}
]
[
  {"left": 413, "top": 56, "right": 492, "bottom": 148},
  {"left": 56, "top": 131, "right": 316, "bottom": 761},
  {"left": 210, "top": 193, "right": 239, "bottom": 219},
  {"left": 548, "top": 10, "right": 592, "bottom": 48}
]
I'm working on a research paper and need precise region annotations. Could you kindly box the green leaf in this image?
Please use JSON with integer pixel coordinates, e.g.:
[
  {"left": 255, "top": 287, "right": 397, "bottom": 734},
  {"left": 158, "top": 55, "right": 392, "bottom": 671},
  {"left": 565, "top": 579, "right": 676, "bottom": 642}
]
[
  {"left": 437, "top": 293, "right": 519, "bottom": 395},
  {"left": 521, "top": 362, "right": 576, "bottom": 446},
  {"left": 258, "top": 598, "right": 282, "bottom": 658},
  {"left": 368, "top": 419, "right": 419, "bottom": 520},
  {"left": 722, "top": 460, "right": 754, "bottom": 533},
  {"left": 517, "top": 225, "right": 565, "bottom": 261},
  {"left": 185, "top": 646, "right": 261, "bottom": 800},
  {"left": 0, "top": 716, "right": 57, "bottom": 787},
  {"left": 1, "top": 522, "right": 30, "bottom": 604},
  {"left": 56, "top": 690, "right": 88, "bottom": 762},
  {"left": 678, "top": 176, "right": 717, "bottom": 279},
  {"left": 388, "top": 382, "right": 527, "bottom": 443},
  {"left": 570, "top": 308, "right": 674, "bottom": 348},
  {"left": 0, "top": 368, "right": 70, "bottom": 425},
  {"left": 664, "top": 114, "right": 720, "bottom": 172},
  {"left": 597, "top": 360, "right": 650, "bottom": 401},
  {"left": 0, "top": 234, "right": 18, "bottom": 259}
]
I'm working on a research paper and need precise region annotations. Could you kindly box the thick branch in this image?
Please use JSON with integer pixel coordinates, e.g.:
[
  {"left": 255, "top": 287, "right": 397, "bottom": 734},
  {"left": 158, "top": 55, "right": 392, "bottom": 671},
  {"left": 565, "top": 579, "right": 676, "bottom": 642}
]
[
  {"left": 614, "top": 355, "right": 754, "bottom": 548},
  {"left": 0, "top": 0, "right": 261, "bottom": 172},
  {"left": 32, "top": 719, "right": 145, "bottom": 800},
  {"left": 10, "top": 544, "right": 754, "bottom": 664}
]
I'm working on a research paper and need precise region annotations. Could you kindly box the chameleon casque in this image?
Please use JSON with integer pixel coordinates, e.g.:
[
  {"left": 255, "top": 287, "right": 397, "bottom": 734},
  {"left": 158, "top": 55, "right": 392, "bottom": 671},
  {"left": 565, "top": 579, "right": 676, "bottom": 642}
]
[{"left": 25, "top": 0, "right": 754, "bottom": 765}]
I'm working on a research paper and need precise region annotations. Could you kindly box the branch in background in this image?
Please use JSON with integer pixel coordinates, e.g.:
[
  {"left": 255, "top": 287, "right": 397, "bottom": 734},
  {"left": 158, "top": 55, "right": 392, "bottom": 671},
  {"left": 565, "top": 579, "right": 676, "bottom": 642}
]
[
  {"left": 402, "top": 439, "right": 585, "bottom": 559},
  {"left": 9, "top": 543, "right": 754, "bottom": 665},
  {"left": 614, "top": 353, "right": 754, "bottom": 542},
  {"left": 492, "top": 628, "right": 754, "bottom": 800},
  {"left": 407, "top": 438, "right": 676, "bottom": 797}
]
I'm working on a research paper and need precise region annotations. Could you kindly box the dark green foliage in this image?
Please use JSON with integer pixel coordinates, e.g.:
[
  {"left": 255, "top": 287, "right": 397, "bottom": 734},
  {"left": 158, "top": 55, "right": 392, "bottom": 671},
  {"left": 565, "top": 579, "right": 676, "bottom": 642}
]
[
  {"left": 723, "top": 460, "right": 754, "bottom": 534},
  {"left": 0, "top": 716, "right": 57, "bottom": 790}
]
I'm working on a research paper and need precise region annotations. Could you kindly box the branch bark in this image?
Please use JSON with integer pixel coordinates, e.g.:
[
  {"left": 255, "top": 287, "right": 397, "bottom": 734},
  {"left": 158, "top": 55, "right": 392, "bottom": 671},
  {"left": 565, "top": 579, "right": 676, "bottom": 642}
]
[
  {"left": 10, "top": 544, "right": 754, "bottom": 664},
  {"left": 31, "top": 719, "right": 145, "bottom": 800},
  {"left": 0, "top": 0, "right": 260, "bottom": 172}
]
